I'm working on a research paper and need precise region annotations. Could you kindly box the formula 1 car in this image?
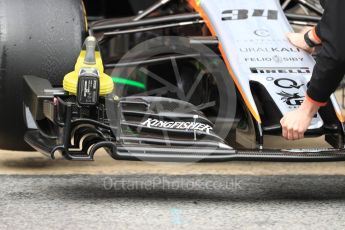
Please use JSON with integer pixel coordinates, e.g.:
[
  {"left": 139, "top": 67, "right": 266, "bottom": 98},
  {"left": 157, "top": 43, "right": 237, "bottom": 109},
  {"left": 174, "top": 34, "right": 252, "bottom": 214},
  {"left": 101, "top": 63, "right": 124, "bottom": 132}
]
[{"left": 4, "top": 0, "right": 345, "bottom": 162}]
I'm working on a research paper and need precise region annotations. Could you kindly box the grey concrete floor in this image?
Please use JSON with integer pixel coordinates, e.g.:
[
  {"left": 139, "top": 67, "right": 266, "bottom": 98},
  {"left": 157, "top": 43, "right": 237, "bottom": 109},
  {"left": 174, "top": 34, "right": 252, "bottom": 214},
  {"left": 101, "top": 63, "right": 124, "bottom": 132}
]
[{"left": 1, "top": 174, "right": 345, "bottom": 230}]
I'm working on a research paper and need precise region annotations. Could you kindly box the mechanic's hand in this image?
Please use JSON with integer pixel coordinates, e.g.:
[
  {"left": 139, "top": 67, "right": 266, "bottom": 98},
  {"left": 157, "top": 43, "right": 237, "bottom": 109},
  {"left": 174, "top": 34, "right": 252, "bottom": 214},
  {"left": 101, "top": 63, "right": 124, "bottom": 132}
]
[
  {"left": 286, "top": 32, "right": 314, "bottom": 53},
  {"left": 280, "top": 99, "right": 319, "bottom": 140},
  {"left": 286, "top": 27, "right": 318, "bottom": 53}
]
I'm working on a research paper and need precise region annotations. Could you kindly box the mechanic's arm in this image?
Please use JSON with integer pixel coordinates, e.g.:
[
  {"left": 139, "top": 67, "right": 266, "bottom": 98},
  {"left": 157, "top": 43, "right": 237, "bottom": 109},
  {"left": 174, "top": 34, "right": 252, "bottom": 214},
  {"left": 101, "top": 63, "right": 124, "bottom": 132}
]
[
  {"left": 281, "top": 0, "right": 345, "bottom": 140},
  {"left": 307, "top": 0, "right": 345, "bottom": 104}
]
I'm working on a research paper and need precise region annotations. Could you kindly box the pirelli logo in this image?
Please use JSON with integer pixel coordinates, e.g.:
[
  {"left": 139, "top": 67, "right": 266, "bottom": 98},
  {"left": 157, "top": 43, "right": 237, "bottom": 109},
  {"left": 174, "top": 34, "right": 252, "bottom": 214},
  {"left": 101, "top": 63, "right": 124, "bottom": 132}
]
[{"left": 250, "top": 67, "right": 311, "bottom": 74}]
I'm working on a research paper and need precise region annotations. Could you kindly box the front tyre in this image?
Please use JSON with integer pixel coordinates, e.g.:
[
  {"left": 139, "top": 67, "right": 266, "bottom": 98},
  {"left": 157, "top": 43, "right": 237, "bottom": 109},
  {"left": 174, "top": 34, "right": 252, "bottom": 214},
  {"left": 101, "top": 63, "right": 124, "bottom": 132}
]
[{"left": 0, "top": 0, "right": 86, "bottom": 150}]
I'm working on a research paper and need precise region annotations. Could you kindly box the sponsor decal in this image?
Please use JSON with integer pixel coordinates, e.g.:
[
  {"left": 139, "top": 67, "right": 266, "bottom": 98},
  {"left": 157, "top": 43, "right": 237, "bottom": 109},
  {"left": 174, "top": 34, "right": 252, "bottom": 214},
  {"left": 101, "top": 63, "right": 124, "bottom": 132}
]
[
  {"left": 253, "top": 29, "right": 270, "bottom": 37},
  {"left": 272, "top": 55, "right": 283, "bottom": 63},
  {"left": 274, "top": 78, "right": 304, "bottom": 89},
  {"left": 277, "top": 91, "right": 304, "bottom": 107},
  {"left": 236, "top": 39, "right": 288, "bottom": 43},
  {"left": 250, "top": 67, "right": 310, "bottom": 74},
  {"left": 244, "top": 57, "right": 303, "bottom": 62},
  {"left": 240, "top": 47, "right": 301, "bottom": 53},
  {"left": 222, "top": 9, "right": 278, "bottom": 21},
  {"left": 140, "top": 118, "right": 213, "bottom": 134}
]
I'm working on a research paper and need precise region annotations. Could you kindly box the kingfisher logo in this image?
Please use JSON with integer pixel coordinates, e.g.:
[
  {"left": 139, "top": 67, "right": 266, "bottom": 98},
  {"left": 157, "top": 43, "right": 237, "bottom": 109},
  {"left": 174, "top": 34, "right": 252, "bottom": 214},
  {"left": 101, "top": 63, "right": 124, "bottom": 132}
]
[{"left": 140, "top": 118, "right": 213, "bottom": 134}]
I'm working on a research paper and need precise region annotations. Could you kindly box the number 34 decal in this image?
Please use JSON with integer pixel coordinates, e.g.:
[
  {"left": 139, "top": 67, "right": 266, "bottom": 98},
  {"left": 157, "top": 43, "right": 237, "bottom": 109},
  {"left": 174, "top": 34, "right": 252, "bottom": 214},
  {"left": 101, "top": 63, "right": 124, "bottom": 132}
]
[{"left": 222, "top": 9, "right": 278, "bottom": 21}]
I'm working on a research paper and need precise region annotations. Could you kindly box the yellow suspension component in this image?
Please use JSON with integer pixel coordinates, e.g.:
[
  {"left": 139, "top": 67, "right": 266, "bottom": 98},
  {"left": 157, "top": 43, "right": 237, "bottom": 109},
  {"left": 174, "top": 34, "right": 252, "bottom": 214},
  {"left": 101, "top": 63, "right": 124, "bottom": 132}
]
[{"left": 63, "top": 36, "right": 113, "bottom": 96}]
